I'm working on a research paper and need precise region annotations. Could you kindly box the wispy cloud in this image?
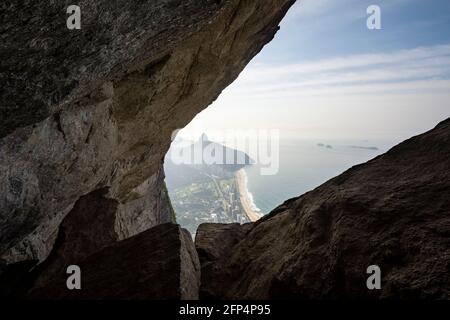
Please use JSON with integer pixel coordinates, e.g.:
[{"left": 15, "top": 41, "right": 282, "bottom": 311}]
[{"left": 225, "top": 44, "right": 450, "bottom": 99}]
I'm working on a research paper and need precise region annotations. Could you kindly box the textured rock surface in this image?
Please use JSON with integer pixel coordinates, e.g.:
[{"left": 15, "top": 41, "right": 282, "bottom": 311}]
[
  {"left": 196, "top": 119, "right": 450, "bottom": 300},
  {"left": 28, "top": 223, "right": 200, "bottom": 300},
  {"left": 30, "top": 188, "right": 119, "bottom": 289},
  {"left": 0, "top": 0, "right": 296, "bottom": 263},
  {"left": 196, "top": 223, "right": 253, "bottom": 299}
]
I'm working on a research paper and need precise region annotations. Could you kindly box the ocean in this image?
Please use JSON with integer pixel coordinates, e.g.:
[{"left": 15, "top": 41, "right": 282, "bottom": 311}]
[{"left": 242, "top": 139, "right": 396, "bottom": 215}]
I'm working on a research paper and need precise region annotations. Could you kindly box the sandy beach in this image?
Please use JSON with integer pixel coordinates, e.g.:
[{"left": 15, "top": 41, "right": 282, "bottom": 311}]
[{"left": 235, "top": 169, "right": 262, "bottom": 222}]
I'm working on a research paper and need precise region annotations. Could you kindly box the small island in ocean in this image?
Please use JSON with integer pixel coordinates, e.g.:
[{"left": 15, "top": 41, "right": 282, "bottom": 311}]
[
  {"left": 317, "top": 143, "right": 333, "bottom": 149},
  {"left": 348, "top": 145, "right": 379, "bottom": 151},
  {"left": 317, "top": 142, "right": 379, "bottom": 151}
]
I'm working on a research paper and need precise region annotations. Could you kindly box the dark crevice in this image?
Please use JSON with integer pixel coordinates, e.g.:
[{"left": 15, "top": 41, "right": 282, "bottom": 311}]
[
  {"left": 53, "top": 111, "right": 66, "bottom": 141},
  {"left": 144, "top": 53, "right": 172, "bottom": 78},
  {"left": 85, "top": 125, "right": 94, "bottom": 144}
]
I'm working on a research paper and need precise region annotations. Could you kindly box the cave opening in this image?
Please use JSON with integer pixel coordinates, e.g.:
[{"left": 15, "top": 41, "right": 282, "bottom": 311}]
[{"left": 163, "top": 0, "right": 450, "bottom": 237}]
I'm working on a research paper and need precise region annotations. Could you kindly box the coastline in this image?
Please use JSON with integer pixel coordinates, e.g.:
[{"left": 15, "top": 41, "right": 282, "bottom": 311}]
[{"left": 235, "top": 169, "right": 263, "bottom": 222}]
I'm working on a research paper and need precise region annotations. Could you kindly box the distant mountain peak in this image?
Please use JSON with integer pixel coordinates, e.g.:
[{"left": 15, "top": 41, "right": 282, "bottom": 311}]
[{"left": 200, "top": 133, "right": 209, "bottom": 142}]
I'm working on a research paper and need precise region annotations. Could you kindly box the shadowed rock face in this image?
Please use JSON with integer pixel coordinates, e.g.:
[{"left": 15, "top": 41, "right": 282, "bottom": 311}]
[
  {"left": 30, "top": 188, "right": 119, "bottom": 289},
  {"left": 0, "top": 0, "right": 296, "bottom": 263},
  {"left": 196, "top": 119, "right": 450, "bottom": 300},
  {"left": 28, "top": 223, "right": 200, "bottom": 300}
]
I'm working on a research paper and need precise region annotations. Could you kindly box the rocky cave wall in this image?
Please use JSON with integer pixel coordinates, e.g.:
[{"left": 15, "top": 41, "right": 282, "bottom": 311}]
[{"left": 0, "top": 0, "right": 296, "bottom": 264}]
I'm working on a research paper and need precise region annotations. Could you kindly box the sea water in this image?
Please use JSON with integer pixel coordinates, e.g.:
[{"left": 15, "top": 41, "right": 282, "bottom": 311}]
[{"left": 243, "top": 139, "right": 396, "bottom": 215}]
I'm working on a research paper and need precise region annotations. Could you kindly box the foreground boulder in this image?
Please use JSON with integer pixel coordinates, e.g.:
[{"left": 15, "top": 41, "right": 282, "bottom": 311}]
[
  {"left": 5, "top": 188, "right": 200, "bottom": 299},
  {"left": 195, "top": 223, "right": 253, "bottom": 299},
  {"left": 28, "top": 223, "right": 200, "bottom": 300},
  {"left": 196, "top": 118, "right": 450, "bottom": 299}
]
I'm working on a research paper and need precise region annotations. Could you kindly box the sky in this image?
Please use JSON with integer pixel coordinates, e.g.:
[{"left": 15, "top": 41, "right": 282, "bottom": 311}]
[{"left": 178, "top": 0, "right": 450, "bottom": 143}]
